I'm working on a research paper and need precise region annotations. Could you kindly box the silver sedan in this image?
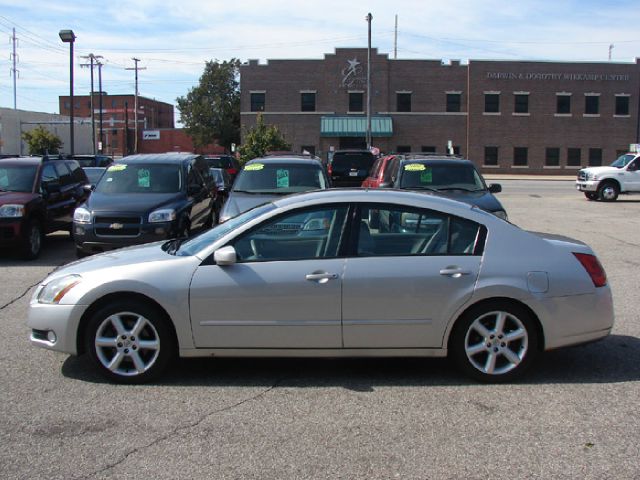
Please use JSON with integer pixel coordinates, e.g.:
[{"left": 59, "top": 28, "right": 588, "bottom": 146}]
[{"left": 27, "top": 189, "right": 614, "bottom": 383}]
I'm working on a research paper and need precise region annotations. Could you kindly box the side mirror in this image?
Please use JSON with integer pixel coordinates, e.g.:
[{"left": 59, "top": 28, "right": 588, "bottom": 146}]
[
  {"left": 488, "top": 183, "right": 502, "bottom": 193},
  {"left": 214, "top": 245, "right": 237, "bottom": 266},
  {"left": 83, "top": 184, "right": 94, "bottom": 193}
]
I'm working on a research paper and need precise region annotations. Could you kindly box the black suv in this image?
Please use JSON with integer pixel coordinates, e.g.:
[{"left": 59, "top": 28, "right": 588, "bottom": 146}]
[
  {"left": 67, "top": 154, "right": 114, "bottom": 168},
  {"left": 0, "top": 156, "right": 89, "bottom": 259},
  {"left": 329, "top": 149, "right": 376, "bottom": 187},
  {"left": 382, "top": 155, "right": 507, "bottom": 220},
  {"left": 204, "top": 155, "right": 241, "bottom": 183},
  {"left": 73, "top": 153, "right": 217, "bottom": 256}
]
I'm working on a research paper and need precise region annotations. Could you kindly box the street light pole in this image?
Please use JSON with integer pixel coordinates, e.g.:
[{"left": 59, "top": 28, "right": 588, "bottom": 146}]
[
  {"left": 97, "top": 60, "right": 104, "bottom": 153},
  {"left": 59, "top": 29, "right": 76, "bottom": 156},
  {"left": 366, "top": 13, "right": 373, "bottom": 150}
]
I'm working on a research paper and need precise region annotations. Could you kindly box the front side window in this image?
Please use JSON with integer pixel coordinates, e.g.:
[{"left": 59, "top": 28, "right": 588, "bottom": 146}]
[
  {"left": 96, "top": 164, "right": 182, "bottom": 194},
  {"left": 232, "top": 206, "right": 349, "bottom": 261},
  {"left": 396, "top": 93, "right": 411, "bottom": 112},
  {"left": 250, "top": 92, "right": 265, "bottom": 112},
  {"left": 234, "top": 163, "right": 327, "bottom": 194},
  {"left": 349, "top": 92, "right": 364, "bottom": 112},
  {"left": 54, "top": 163, "right": 72, "bottom": 186},
  {"left": 358, "top": 204, "right": 482, "bottom": 256},
  {"left": 40, "top": 164, "right": 59, "bottom": 188},
  {"left": 585, "top": 95, "right": 599, "bottom": 115},
  {"left": 484, "top": 94, "right": 500, "bottom": 113}
]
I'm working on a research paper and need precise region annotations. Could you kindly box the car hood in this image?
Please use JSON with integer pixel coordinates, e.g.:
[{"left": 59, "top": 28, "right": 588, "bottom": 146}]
[
  {"left": 420, "top": 189, "right": 504, "bottom": 213},
  {"left": 84, "top": 192, "right": 183, "bottom": 213},
  {"left": 0, "top": 191, "right": 36, "bottom": 205},
  {"left": 221, "top": 192, "right": 281, "bottom": 219},
  {"left": 579, "top": 166, "right": 620, "bottom": 175}
]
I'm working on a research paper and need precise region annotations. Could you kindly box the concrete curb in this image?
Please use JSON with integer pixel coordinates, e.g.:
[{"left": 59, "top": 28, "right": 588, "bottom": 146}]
[{"left": 484, "top": 174, "right": 575, "bottom": 181}]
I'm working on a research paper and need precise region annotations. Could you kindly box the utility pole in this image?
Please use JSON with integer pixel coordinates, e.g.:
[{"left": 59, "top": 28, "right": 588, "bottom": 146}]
[
  {"left": 366, "top": 12, "right": 373, "bottom": 150},
  {"left": 608, "top": 44, "right": 614, "bottom": 61},
  {"left": 97, "top": 60, "right": 104, "bottom": 153},
  {"left": 126, "top": 58, "right": 146, "bottom": 153},
  {"left": 80, "top": 54, "right": 103, "bottom": 156},
  {"left": 10, "top": 28, "right": 18, "bottom": 109}
]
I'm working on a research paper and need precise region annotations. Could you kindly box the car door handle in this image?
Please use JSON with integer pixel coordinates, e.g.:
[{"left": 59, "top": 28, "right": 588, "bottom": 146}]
[
  {"left": 439, "top": 267, "right": 472, "bottom": 277},
  {"left": 305, "top": 272, "right": 339, "bottom": 283}
]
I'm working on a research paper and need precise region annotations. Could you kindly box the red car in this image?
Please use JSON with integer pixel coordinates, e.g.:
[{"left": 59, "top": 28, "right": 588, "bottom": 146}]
[
  {"left": 361, "top": 154, "right": 398, "bottom": 188},
  {"left": 0, "top": 156, "right": 89, "bottom": 259}
]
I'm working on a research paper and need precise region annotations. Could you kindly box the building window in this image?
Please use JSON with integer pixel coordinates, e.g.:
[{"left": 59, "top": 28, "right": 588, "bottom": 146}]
[
  {"left": 513, "top": 147, "right": 528, "bottom": 166},
  {"left": 349, "top": 92, "right": 364, "bottom": 112},
  {"left": 514, "top": 94, "right": 529, "bottom": 114},
  {"left": 64, "top": 101, "right": 70, "bottom": 110},
  {"left": 615, "top": 95, "right": 630, "bottom": 116},
  {"left": 585, "top": 95, "right": 599, "bottom": 115},
  {"left": 396, "top": 93, "right": 412, "bottom": 112},
  {"left": 421, "top": 146, "right": 436, "bottom": 153},
  {"left": 545, "top": 147, "right": 560, "bottom": 167},
  {"left": 301, "top": 92, "right": 316, "bottom": 112},
  {"left": 250, "top": 92, "right": 265, "bottom": 112},
  {"left": 484, "top": 146, "right": 498, "bottom": 166},
  {"left": 567, "top": 148, "right": 581, "bottom": 167},
  {"left": 588, "top": 148, "right": 602, "bottom": 166},
  {"left": 556, "top": 94, "right": 571, "bottom": 114},
  {"left": 301, "top": 145, "right": 316, "bottom": 155},
  {"left": 446, "top": 93, "right": 461, "bottom": 112},
  {"left": 111, "top": 99, "right": 118, "bottom": 108},
  {"left": 484, "top": 93, "right": 500, "bottom": 113},
  {"left": 396, "top": 145, "right": 411, "bottom": 153}
]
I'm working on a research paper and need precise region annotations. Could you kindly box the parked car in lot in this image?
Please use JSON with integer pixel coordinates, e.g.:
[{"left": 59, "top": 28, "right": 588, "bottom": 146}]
[
  {"left": 0, "top": 156, "right": 89, "bottom": 259},
  {"left": 204, "top": 155, "right": 241, "bottom": 183},
  {"left": 28, "top": 188, "right": 613, "bottom": 384},
  {"left": 218, "top": 156, "right": 329, "bottom": 223},
  {"left": 209, "top": 167, "right": 232, "bottom": 214},
  {"left": 361, "top": 154, "right": 398, "bottom": 188},
  {"left": 576, "top": 152, "right": 640, "bottom": 201},
  {"left": 73, "top": 153, "right": 217, "bottom": 257},
  {"left": 329, "top": 149, "right": 377, "bottom": 187},
  {"left": 380, "top": 155, "right": 507, "bottom": 220}
]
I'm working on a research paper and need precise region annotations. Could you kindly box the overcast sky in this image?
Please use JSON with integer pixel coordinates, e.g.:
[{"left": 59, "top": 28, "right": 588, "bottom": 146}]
[{"left": 1, "top": 0, "right": 638, "bottom": 124}]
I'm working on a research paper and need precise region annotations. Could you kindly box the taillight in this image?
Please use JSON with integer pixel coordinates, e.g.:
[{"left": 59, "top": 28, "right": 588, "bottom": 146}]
[
  {"left": 327, "top": 163, "right": 333, "bottom": 176},
  {"left": 573, "top": 253, "right": 607, "bottom": 287}
]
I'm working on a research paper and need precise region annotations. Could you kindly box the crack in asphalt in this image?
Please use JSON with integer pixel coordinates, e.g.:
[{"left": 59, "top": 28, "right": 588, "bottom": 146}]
[
  {"left": 74, "top": 376, "right": 288, "bottom": 480},
  {"left": 0, "top": 265, "right": 61, "bottom": 311},
  {"left": 601, "top": 234, "right": 640, "bottom": 248}
]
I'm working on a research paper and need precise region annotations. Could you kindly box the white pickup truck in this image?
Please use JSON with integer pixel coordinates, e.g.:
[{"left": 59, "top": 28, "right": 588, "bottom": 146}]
[{"left": 576, "top": 153, "right": 640, "bottom": 201}]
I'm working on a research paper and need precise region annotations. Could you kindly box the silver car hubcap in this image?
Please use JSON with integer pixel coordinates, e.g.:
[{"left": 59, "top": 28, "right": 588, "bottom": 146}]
[
  {"left": 601, "top": 186, "right": 616, "bottom": 200},
  {"left": 94, "top": 312, "right": 160, "bottom": 377},
  {"left": 464, "top": 311, "right": 528, "bottom": 375}
]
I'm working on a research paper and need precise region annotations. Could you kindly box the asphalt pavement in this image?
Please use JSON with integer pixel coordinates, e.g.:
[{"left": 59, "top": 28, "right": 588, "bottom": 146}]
[{"left": 0, "top": 179, "right": 638, "bottom": 479}]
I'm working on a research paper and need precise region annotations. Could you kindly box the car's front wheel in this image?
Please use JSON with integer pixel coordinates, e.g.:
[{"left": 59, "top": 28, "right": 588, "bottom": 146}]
[
  {"left": 584, "top": 192, "right": 598, "bottom": 201},
  {"left": 85, "top": 300, "right": 175, "bottom": 384},
  {"left": 21, "top": 219, "right": 43, "bottom": 260},
  {"left": 449, "top": 301, "right": 538, "bottom": 383},
  {"left": 597, "top": 181, "right": 619, "bottom": 201}
]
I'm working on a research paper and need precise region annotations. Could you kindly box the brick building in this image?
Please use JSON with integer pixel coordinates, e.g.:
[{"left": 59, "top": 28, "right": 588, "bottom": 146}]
[
  {"left": 240, "top": 48, "right": 640, "bottom": 174},
  {"left": 59, "top": 93, "right": 174, "bottom": 157}
]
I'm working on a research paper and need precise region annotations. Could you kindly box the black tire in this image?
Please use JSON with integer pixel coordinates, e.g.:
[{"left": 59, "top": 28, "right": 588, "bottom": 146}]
[
  {"left": 84, "top": 300, "right": 175, "bottom": 384},
  {"left": 21, "top": 219, "right": 43, "bottom": 260},
  {"left": 449, "top": 301, "right": 538, "bottom": 383},
  {"left": 597, "top": 181, "right": 619, "bottom": 202},
  {"left": 584, "top": 192, "right": 598, "bottom": 201}
]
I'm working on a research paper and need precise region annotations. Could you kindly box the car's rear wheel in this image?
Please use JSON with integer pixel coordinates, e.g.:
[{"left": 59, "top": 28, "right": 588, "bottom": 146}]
[
  {"left": 85, "top": 300, "right": 175, "bottom": 384},
  {"left": 597, "top": 181, "right": 619, "bottom": 202},
  {"left": 584, "top": 192, "right": 598, "bottom": 201},
  {"left": 21, "top": 219, "right": 43, "bottom": 260},
  {"left": 450, "top": 301, "right": 538, "bottom": 383}
]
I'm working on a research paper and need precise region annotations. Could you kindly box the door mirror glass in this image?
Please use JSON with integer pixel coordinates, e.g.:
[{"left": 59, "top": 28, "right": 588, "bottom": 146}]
[{"left": 488, "top": 183, "right": 502, "bottom": 193}]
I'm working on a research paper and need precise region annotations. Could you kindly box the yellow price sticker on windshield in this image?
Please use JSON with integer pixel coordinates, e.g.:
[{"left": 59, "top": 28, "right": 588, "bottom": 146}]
[
  {"left": 108, "top": 164, "right": 127, "bottom": 172},
  {"left": 244, "top": 163, "right": 264, "bottom": 171},
  {"left": 404, "top": 163, "right": 426, "bottom": 171}
]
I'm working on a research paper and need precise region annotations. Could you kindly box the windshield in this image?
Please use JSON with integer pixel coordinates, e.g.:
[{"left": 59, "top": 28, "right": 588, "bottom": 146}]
[
  {"left": 611, "top": 154, "right": 635, "bottom": 168},
  {"left": 95, "top": 163, "right": 182, "bottom": 194},
  {"left": 399, "top": 163, "right": 486, "bottom": 191},
  {"left": 84, "top": 168, "right": 105, "bottom": 185},
  {"left": 233, "top": 163, "right": 327, "bottom": 194},
  {"left": 176, "top": 202, "right": 277, "bottom": 256},
  {"left": 0, "top": 165, "right": 37, "bottom": 192}
]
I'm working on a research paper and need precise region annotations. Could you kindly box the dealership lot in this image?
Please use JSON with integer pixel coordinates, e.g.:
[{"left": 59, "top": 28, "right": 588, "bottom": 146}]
[{"left": 1, "top": 180, "right": 639, "bottom": 479}]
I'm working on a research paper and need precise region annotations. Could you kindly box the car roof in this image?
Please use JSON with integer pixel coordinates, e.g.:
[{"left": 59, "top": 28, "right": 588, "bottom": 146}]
[
  {"left": 116, "top": 153, "right": 200, "bottom": 164},
  {"left": 398, "top": 156, "right": 473, "bottom": 167},
  {"left": 245, "top": 157, "right": 323, "bottom": 166}
]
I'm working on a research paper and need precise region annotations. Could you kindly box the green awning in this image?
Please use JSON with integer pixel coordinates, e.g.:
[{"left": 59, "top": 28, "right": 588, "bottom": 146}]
[{"left": 320, "top": 116, "right": 393, "bottom": 137}]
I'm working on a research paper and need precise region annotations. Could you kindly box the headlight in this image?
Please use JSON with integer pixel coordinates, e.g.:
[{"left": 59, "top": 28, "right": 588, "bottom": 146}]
[
  {"left": 149, "top": 209, "right": 176, "bottom": 223},
  {"left": 0, "top": 204, "right": 25, "bottom": 217},
  {"left": 493, "top": 210, "right": 508, "bottom": 221},
  {"left": 38, "top": 274, "right": 82, "bottom": 304},
  {"left": 73, "top": 207, "right": 91, "bottom": 224}
]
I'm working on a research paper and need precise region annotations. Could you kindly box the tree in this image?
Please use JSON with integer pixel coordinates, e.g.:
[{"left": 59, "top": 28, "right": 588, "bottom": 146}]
[
  {"left": 176, "top": 59, "right": 240, "bottom": 152},
  {"left": 22, "top": 126, "right": 62, "bottom": 155},
  {"left": 238, "top": 114, "right": 291, "bottom": 163}
]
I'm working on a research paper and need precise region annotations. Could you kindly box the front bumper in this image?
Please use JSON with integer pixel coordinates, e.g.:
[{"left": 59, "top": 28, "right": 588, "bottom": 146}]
[
  {"left": 0, "top": 218, "right": 25, "bottom": 247},
  {"left": 28, "top": 300, "right": 88, "bottom": 355},
  {"left": 74, "top": 220, "right": 177, "bottom": 254},
  {"left": 575, "top": 180, "right": 599, "bottom": 192}
]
